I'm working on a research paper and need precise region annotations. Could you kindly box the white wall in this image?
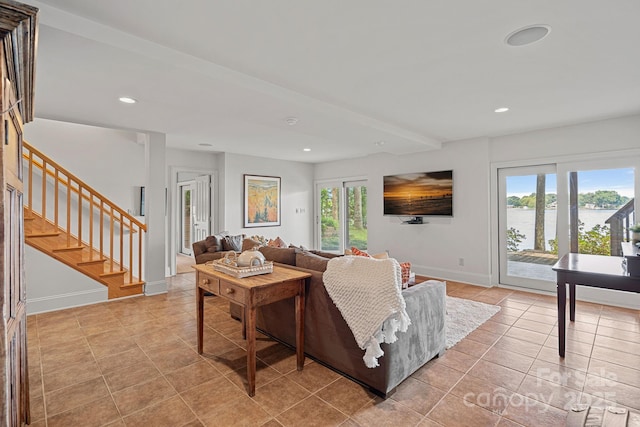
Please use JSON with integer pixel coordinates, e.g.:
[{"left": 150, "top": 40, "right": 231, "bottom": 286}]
[
  {"left": 315, "top": 138, "right": 492, "bottom": 286},
  {"left": 25, "top": 119, "right": 145, "bottom": 209},
  {"left": 316, "top": 114, "right": 640, "bottom": 308},
  {"left": 223, "top": 152, "right": 315, "bottom": 247}
]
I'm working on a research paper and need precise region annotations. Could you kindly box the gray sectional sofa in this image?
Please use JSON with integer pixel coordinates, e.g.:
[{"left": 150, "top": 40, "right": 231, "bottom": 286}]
[{"left": 252, "top": 247, "right": 446, "bottom": 397}]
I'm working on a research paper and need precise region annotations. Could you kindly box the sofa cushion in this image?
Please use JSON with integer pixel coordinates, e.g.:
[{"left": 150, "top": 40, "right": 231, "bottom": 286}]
[
  {"left": 296, "top": 251, "right": 330, "bottom": 272},
  {"left": 259, "top": 246, "right": 297, "bottom": 265},
  {"left": 222, "top": 234, "right": 245, "bottom": 252},
  {"left": 309, "top": 250, "right": 342, "bottom": 259}
]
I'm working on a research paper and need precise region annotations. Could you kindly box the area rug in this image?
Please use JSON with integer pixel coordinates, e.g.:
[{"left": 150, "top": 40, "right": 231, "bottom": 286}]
[{"left": 446, "top": 296, "right": 501, "bottom": 349}]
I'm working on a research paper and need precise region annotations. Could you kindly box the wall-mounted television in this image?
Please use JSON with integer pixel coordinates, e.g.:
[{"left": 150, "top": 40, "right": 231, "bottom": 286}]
[{"left": 383, "top": 170, "right": 453, "bottom": 217}]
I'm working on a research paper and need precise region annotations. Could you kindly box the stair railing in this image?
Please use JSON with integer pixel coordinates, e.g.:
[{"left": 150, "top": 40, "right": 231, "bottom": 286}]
[
  {"left": 23, "top": 141, "right": 146, "bottom": 284},
  {"left": 605, "top": 198, "right": 635, "bottom": 256}
]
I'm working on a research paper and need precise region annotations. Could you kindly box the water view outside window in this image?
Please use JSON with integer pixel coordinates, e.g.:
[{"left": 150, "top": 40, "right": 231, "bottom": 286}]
[{"left": 505, "top": 167, "right": 635, "bottom": 282}]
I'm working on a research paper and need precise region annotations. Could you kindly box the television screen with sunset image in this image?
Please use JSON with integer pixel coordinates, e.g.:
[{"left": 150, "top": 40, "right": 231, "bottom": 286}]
[{"left": 383, "top": 170, "right": 453, "bottom": 216}]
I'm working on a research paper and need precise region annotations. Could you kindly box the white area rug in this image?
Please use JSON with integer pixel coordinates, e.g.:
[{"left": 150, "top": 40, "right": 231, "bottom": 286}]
[{"left": 446, "top": 296, "right": 501, "bottom": 349}]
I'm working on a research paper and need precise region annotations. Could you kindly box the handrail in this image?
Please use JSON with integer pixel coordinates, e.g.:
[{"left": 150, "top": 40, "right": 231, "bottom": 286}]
[
  {"left": 23, "top": 142, "right": 146, "bottom": 231},
  {"left": 605, "top": 198, "right": 635, "bottom": 256},
  {"left": 23, "top": 140, "right": 146, "bottom": 283}
]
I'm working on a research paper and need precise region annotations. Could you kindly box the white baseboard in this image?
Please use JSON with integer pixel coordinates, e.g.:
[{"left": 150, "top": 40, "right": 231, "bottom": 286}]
[
  {"left": 414, "top": 265, "right": 492, "bottom": 287},
  {"left": 145, "top": 279, "right": 167, "bottom": 295},
  {"left": 27, "top": 288, "right": 108, "bottom": 315}
]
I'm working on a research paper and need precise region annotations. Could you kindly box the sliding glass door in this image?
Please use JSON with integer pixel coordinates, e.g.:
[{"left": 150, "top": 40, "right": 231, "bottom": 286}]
[
  {"left": 498, "top": 159, "right": 636, "bottom": 292},
  {"left": 317, "top": 180, "right": 368, "bottom": 253},
  {"left": 498, "top": 165, "right": 558, "bottom": 291}
]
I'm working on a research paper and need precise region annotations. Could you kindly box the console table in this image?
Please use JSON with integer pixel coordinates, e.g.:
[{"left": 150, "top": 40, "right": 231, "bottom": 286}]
[
  {"left": 552, "top": 252, "right": 640, "bottom": 357},
  {"left": 193, "top": 264, "right": 311, "bottom": 396}
]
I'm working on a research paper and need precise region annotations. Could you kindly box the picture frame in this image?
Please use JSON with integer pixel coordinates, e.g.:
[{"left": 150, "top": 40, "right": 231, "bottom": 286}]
[{"left": 243, "top": 174, "right": 281, "bottom": 227}]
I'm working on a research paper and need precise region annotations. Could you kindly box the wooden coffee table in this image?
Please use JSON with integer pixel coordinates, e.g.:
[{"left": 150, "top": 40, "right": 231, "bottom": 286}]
[{"left": 193, "top": 264, "right": 311, "bottom": 396}]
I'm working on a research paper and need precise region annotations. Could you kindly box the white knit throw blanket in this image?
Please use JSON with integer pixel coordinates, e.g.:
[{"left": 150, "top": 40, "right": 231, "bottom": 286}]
[{"left": 322, "top": 256, "right": 411, "bottom": 368}]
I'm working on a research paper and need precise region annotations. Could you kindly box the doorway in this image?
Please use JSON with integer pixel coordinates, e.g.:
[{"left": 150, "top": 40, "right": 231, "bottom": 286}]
[{"left": 171, "top": 171, "right": 213, "bottom": 276}]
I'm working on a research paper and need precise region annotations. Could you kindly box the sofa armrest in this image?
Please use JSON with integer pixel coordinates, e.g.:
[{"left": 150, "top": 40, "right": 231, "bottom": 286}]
[{"left": 192, "top": 240, "right": 208, "bottom": 258}]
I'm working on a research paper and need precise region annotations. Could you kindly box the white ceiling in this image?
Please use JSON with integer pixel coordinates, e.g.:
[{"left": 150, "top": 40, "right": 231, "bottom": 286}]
[{"left": 24, "top": 0, "right": 640, "bottom": 163}]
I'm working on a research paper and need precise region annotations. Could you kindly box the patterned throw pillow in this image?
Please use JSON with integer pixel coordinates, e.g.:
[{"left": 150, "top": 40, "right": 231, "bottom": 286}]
[
  {"left": 268, "top": 236, "right": 287, "bottom": 248},
  {"left": 400, "top": 262, "right": 412, "bottom": 285},
  {"left": 222, "top": 234, "right": 244, "bottom": 252},
  {"left": 350, "top": 247, "right": 371, "bottom": 257}
]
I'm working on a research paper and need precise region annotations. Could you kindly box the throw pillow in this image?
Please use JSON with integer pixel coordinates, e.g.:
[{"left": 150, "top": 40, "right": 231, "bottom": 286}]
[
  {"left": 350, "top": 247, "right": 371, "bottom": 257},
  {"left": 222, "top": 234, "right": 244, "bottom": 252},
  {"left": 241, "top": 237, "right": 263, "bottom": 251},
  {"left": 400, "top": 262, "right": 411, "bottom": 286},
  {"left": 204, "top": 235, "right": 222, "bottom": 253},
  {"left": 371, "top": 252, "right": 389, "bottom": 259}
]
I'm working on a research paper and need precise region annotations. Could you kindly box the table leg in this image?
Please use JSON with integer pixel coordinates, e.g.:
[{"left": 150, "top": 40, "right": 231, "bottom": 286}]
[
  {"left": 246, "top": 305, "right": 257, "bottom": 397},
  {"left": 295, "top": 280, "right": 305, "bottom": 371},
  {"left": 197, "top": 286, "right": 204, "bottom": 354},
  {"left": 557, "top": 280, "right": 566, "bottom": 358},
  {"left": 241, "top": 307, "right": 246, "bottom": 340},
  {"left": 569, "top": 283, "right": 576, "bottom": 322}
]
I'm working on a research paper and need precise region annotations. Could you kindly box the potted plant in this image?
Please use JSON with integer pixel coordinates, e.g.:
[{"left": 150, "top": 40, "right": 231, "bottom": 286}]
[{"left": 630, "top": 223, "right": 640, "bottom": 244}]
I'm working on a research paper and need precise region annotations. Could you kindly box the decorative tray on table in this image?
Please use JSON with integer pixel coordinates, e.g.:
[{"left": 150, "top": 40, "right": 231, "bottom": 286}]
[{"left": 207, "top": 251, "right": 273, "bottom": 278}]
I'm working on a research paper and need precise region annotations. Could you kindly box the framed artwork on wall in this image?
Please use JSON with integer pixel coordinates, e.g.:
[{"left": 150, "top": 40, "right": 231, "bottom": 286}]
[{"left": 244, "top": 174, "right": 281, "bottom": 227}]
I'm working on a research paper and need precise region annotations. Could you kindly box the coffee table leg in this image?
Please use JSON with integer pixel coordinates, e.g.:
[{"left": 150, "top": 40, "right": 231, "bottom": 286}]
[
  {"left": 197, "top": 286, "right": 204, "bottom": 354},
  {"left": 557, "top": 280, "right": 566, "bottom": 358},
  {"left": 246, "top": 305, "right": 256, "bottom": 397},
  {"left": 295, "top": 280, "right": 305, "bottom": 371}
]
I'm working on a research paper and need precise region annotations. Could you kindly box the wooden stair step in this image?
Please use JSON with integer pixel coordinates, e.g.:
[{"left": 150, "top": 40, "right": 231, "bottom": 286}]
[
  {"left": 77, "top": 258, "right": 106, "bottom": 266},
  {"left": 26, "top": 231, "right": 60, "bottom": 238},
  {"left": 121, "top": 281, "right": 145, "bottom": 289},
  {"left": 100, "top": 270, "right": 127, "bottom": 278},
  {"left": 52, "top": 245, "right": 85, "bottom": 253}
]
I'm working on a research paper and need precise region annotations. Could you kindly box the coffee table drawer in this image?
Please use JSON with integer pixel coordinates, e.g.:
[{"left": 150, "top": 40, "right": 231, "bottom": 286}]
[
  {"left": 199, "top": 276, "right": 219, "bottom": 294},
  {"left": 220, "top": 282, "right": 246, "bottom": 303}
]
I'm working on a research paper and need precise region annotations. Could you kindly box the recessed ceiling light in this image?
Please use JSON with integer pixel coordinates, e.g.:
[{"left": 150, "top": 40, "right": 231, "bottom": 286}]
[
  {"left": 198, "top": 143, "right": 213, "bottom": 147},
  {"left": 285, "top": 117, "right": 299, "bottom": 126},
  {"left": 375, "top": 141, "right": 386, "bottom": 146},
  {"left": 505, "top": 25, "right": 551, "bottom": 47},
  {"left": 303, "top": 148, "right": 311, "bottom": 152},
  {"left": 494, "top": 107, "right": 510, "bottom": 113},
  {"left": 118, "top": 96, "right": 137, "bottom": 104}
]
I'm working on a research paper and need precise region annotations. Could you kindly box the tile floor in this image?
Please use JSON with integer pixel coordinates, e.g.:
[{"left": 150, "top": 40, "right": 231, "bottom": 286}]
[{"left": 26, "top": 273, "right": 640, "bottom": 426}]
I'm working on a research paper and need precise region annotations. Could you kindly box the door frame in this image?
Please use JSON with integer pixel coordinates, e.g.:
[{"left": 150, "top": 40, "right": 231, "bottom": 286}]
[
  {"left": 491, "top": 149, "right": 640, "bottom": 290},
  {"left": 178, "top": 181, "right": 195, "bottom": 255},
  {"left": 496, "top": 164, "right": 557, "bottom": 292},
  {"left": 314, "top": 176, "right": 368, "bottom": 253},
  {"left": 168, "top": 166, "right": 217, "bottom": 276}
]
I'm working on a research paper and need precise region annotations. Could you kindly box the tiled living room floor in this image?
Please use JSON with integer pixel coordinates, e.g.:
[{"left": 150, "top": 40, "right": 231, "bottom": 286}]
[{"left": 27, "top": 273, "right": 640, "bottom": 427}]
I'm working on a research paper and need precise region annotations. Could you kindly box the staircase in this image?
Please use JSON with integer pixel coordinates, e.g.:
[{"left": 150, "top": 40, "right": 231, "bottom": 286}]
[{"left": 23, "top": 141, "right": 146, "bottom": 299}]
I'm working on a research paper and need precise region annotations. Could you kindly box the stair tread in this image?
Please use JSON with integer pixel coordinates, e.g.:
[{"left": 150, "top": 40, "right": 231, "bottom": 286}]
[
  {"left": 77, "top": 258, "right": 107, "bottom": 266},
  {"left": 26, "top": 231, "right": 61, "bottom": 237},
  {"left": 121, "top": 281, "right": 145, "bottom": 289},
  {"left": 52, "top": 245, "right": 85, "bottom": 252},
  {"left": 100, "top": 270, "right": 127, "bottom": 278}
]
